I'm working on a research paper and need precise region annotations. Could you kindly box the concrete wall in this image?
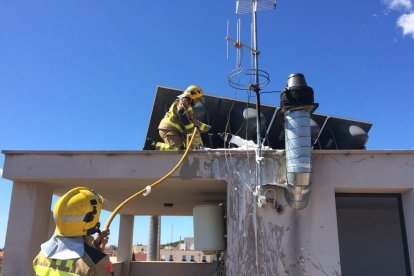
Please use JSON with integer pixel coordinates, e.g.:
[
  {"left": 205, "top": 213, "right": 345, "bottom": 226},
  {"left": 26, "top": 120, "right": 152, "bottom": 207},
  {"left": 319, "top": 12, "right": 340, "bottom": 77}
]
[
  {"left": 213, "top": 152, "right": 341, "bottom": 275},
  {"left": 219, "top": 151, "right": 414, "bottom": 275},
  {"left": 2, "top": 182, "right": 53, "bottom": 276},
  {"left": 112, "top": 262, "right": 123, "bottom": 276}
]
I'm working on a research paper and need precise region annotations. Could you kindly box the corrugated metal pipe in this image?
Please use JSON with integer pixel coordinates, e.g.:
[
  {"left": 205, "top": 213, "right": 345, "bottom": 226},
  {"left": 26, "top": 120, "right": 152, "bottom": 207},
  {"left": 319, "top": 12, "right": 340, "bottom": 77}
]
[{"left": 280, "top": 73, "right": 318, "bottom": 209}]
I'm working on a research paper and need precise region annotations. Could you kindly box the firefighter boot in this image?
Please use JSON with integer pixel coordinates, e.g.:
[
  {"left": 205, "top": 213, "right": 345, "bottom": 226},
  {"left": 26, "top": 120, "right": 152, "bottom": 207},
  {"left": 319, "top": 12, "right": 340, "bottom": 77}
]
[{"left": 143, "top": 138, "right": 156, "bottom": 150}]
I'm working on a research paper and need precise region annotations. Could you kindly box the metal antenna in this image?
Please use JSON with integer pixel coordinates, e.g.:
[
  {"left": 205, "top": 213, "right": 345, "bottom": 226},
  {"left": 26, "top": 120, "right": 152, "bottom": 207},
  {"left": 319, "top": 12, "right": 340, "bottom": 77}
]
[
  {"left": 226, "top": 20, "right": 229, "bottom": 61},
  {"left": 227, "top": 0, "right": 276, "bottom": 192},
  {"left": 237, "top": 19, "right": 241, "bottom": 67}
]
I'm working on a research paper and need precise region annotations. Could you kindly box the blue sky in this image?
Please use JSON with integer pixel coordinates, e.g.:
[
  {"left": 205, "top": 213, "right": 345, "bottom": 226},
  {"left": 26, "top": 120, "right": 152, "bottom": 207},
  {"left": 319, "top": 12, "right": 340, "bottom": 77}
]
[{"left": 1, "top": 0, "right": 413, "bottom": 248}]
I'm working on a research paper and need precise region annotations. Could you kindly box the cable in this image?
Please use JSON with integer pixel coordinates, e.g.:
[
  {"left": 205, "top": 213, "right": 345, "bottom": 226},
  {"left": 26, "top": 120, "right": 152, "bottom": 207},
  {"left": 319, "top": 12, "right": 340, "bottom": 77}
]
[
  {"left": 223, "top": 68, "right": 258, "bottom": 197},
  {"left": 260, "top": 90, "right": 281, "bottom": 95},
  {"left": 100, "top": 128, "right": 198, "bottom": 249}
]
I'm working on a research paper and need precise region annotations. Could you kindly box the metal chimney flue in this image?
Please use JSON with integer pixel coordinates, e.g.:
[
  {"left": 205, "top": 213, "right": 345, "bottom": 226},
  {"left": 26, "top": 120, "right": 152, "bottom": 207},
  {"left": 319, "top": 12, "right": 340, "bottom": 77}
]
[
  {"left": 280, "top": 73, "right": 318, "bottom": 209},
  {"left": 287, "top": 73, "right": 308, "bottom": 87}
]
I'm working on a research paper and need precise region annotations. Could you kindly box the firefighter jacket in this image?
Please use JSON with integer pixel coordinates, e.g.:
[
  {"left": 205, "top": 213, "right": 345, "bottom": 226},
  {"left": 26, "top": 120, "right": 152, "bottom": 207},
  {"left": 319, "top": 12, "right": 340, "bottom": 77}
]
[
  {"left": 33, "top": 235, "right": 113, "bottom": 276},
  {"left": 158, "top": 97, "right": 210, "bottom": 133}
]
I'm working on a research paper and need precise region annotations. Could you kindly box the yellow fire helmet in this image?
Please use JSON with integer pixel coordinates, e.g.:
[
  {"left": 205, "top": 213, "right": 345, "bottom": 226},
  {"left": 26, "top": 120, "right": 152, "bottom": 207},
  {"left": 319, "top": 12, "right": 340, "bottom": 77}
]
[
  {"left": 53, "top": 187, "right": 104, "bottom": 237},
  {"left": 183, "top": 85, "right": 204, "bottom": 100}
]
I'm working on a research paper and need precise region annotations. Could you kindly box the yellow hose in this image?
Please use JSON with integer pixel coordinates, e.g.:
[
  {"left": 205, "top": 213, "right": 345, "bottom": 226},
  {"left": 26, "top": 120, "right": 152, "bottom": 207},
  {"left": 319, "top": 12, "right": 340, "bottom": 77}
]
[{"left": 101, "top": 128, "right": 198, "bottom": 247}]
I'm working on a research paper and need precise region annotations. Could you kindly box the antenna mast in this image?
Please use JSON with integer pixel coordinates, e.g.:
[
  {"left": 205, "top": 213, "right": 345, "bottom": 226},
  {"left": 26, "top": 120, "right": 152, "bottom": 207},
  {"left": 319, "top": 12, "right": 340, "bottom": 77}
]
[{"left": 227, "top": 0, "right": 276, "bottom": 200}]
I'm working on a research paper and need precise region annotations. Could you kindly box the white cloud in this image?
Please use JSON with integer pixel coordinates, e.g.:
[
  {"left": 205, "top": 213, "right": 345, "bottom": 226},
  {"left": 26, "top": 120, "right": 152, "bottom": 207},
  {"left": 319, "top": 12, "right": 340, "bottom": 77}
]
[
  {"left": 382, "top": 0, "right": 414, "bottom": 39},
  {"left": 0, "top": 168, "right": 2, "bottom": 177},
  {"left": 384, "top": 0, "right": 413, "bottom": 11},
  {"left": 398, "top": 12, "right": 414, "bottom": 37}
]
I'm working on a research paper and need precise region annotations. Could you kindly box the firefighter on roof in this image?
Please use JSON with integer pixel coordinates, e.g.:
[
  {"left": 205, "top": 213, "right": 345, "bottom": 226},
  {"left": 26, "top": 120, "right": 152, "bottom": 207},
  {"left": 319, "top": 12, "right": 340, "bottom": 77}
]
[
  {"left": 33, "top": 187, "right": 113, "bottom": 276},
  {"left": 144, "top": 85, "right": 211, "bottom": 150}
]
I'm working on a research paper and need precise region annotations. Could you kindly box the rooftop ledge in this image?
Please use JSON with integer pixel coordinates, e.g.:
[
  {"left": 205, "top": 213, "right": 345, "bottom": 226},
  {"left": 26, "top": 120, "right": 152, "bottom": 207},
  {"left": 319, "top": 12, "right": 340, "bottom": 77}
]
[
  {"left": 3, "top": 149, "right": 414, "bottom": 156},
  {"left": 1, "top": 148, "right": 413, "bottom": 216}
]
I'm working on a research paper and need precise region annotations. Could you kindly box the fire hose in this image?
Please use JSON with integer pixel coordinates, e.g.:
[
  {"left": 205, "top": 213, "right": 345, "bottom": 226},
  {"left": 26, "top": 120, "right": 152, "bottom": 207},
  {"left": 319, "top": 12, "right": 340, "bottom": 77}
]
[{"left": 100, "top": 127, "right": 198, "bottom": 250}]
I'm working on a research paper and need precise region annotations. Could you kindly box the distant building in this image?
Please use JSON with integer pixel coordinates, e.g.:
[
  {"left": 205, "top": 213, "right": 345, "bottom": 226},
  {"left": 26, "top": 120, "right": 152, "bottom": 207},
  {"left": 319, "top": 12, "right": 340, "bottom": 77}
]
[
  {"left": 131, "top": 240, "right": 213, "bottom": 263},
  {"left": 132, "top": 244, "right": 147, "bottom": 254},
  {"left": 180, "top": 237, "right": 195, "bottom": 251}
]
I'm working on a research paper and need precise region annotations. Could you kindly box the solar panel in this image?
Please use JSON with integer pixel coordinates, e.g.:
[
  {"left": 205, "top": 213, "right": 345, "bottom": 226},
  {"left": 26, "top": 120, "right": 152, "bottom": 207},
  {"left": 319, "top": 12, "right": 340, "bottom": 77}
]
[{"left": 145, "top": 86, "right": 372, "bottom": 150}]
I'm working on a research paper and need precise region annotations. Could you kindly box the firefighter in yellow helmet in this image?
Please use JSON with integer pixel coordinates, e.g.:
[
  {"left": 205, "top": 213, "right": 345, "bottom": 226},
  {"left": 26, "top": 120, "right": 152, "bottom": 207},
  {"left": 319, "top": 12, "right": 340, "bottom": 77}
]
[
  {"left": 33, "top": 187, "right": 113, "bottom": 276},
  {"left": 144, "top": 85, "right": 211, "bottom": 150}
]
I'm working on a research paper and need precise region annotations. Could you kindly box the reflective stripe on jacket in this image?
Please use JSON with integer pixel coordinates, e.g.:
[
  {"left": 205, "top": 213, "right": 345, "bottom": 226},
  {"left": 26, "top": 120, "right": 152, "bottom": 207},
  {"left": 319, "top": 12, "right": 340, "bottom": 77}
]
[
  {"left": 33, "top": 237, "right": 113, "bottom": 276},
  {"left": 34, "top": 257, "right": 80, "bottom": 276},
  {"left": 159, "top": 97, "right": 207, "bottom": 133},
  {"left": 160, "top": 99, "right": 184, "bottom": 132}
]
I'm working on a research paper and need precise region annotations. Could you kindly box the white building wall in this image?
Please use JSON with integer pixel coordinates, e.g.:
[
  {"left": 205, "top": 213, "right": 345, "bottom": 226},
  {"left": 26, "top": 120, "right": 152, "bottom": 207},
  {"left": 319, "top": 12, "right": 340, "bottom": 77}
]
[
  {"left": 2, "top": 182, "right": 53, "bottom": 276},
  {"left": 221, "top": 151, "right": 414, "bottom": 275}
]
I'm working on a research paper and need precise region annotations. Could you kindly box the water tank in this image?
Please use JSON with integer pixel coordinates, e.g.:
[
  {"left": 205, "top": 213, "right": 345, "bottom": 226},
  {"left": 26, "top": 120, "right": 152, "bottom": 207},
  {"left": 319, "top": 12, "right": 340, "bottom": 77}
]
[{"left": 193, "top": 204, "right": 225, "bottom": 255}]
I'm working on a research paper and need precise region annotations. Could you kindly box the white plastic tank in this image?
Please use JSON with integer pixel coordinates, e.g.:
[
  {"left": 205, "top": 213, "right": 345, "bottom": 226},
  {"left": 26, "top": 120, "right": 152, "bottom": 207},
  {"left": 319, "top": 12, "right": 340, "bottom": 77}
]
[{"left": 193, "top": 204, "right": 225, "bottom": 255}]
